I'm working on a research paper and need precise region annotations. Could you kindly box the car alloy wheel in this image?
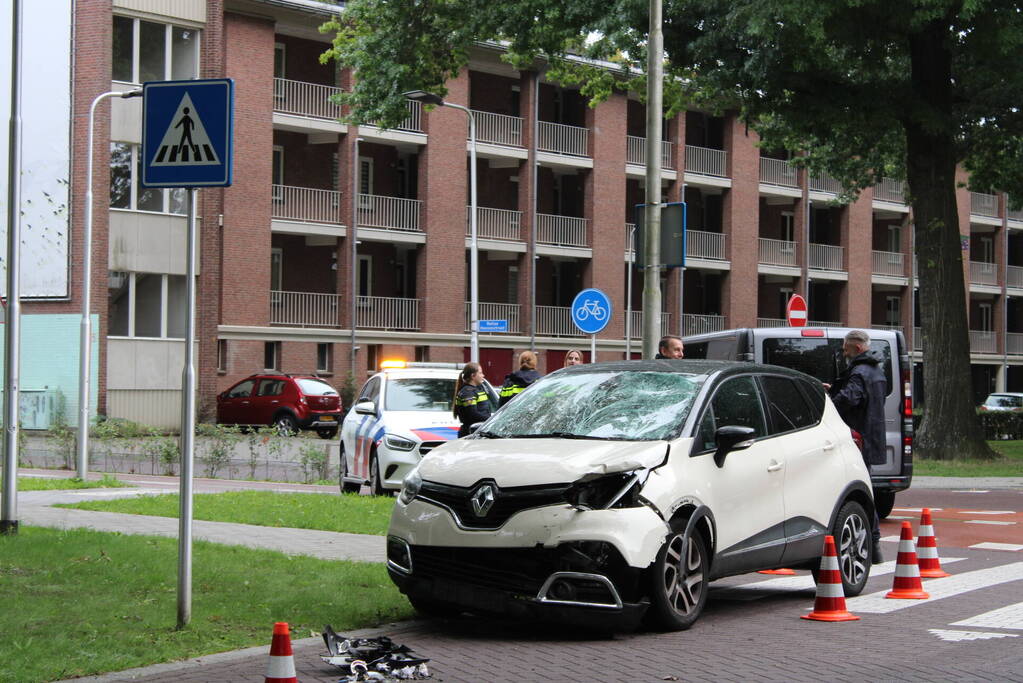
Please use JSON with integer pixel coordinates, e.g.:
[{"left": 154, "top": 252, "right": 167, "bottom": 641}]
[
  {"left": 369, "top": 450, "right": 387, "bottom": 496},
  {"left": 834, "top": 501, "right": 871, "bottom": 596},
  {"left": 647, "top": 521, "right": 708, "bottom": 631},
  {"left": 338, "top": 444, "right": 361, "bottom": 494},
  {"left": 273, "top": 413, "right": 298, "bottom": 436}
]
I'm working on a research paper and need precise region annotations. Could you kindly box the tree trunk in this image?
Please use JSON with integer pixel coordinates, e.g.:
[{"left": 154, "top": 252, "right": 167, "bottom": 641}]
[{"left": 906, "top": 21, "right": 995, "bottom": 461}]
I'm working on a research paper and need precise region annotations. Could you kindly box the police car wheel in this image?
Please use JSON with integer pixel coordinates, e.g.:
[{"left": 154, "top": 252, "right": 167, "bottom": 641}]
[
  {"left": 338, "top": 445, "right": 361, "bottom": 494},
  {"left": 369, "top": 450, "right": 387, "bottom": 496}
]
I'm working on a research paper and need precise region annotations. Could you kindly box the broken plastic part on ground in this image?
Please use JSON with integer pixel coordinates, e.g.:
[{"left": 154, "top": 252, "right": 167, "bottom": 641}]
[{"left": 321, "top": 625, "right": 431, "bottom": 681}]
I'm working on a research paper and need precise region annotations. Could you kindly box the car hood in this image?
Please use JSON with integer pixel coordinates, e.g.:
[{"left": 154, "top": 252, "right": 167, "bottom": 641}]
[{"left": 417, "top": 437, "right": 669, "bottom": 488}]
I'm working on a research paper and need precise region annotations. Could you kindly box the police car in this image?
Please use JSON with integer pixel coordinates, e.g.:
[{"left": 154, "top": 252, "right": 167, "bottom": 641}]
[{"left": 339, "top": 361, "right": 497, "bottom": 495}]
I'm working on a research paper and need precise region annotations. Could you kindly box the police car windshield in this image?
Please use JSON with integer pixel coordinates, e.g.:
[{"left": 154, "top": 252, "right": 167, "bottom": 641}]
[
  {"left": 483, "top": 370, "right": 705, "bottom": 441},
  {"left": 386, "top": 378, "right": 456, "bottom": 411}
]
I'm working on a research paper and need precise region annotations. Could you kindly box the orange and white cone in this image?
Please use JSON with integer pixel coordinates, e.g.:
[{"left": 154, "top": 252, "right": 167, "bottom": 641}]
[
  {"left": 885, "top": 521, "right": 930, "bottom": 599},
  {"left": 265, "top": 622, "right": 298, "bottom": 683},
  {"left": 801, "top": 535, "right": 859, "bottom": 622},
  {"left": 916, "top": 508, "right": 950, "bottom": 578}
]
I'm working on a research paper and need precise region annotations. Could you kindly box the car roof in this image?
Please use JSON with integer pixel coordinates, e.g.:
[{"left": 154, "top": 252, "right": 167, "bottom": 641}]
[
  {"left": 552, "top": 359, "right": 819, "bottom": 382},
  {"left": 987, "top": 392, "right": 1023, "bottom": 397},
  {"left": 375, "top": 368, "right": 459, "bottom": 380}
]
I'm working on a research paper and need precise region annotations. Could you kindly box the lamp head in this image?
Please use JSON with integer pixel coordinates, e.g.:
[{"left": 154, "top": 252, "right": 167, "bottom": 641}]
[{"left": 403, "top": 90, "right": 444, "bottom": 106}]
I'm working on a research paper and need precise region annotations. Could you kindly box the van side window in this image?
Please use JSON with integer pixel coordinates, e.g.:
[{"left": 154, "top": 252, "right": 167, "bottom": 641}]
[
  {"left": 685, "top": 342, "right": 708, "bottom": 359},
  {"left": 761, "top": 338, "right": 840, "bottom": 385},
  {"left": 760, "top": 376, "right": 816, "bottom": 434}
]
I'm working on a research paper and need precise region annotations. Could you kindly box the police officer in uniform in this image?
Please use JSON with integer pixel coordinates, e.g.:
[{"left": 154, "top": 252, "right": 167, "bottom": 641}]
[
  {"left": 454, "top": 362, "right": 492, "bottom": 437},
  {"left": 499, "top": 350, "right": 542, "bottom": 407}
]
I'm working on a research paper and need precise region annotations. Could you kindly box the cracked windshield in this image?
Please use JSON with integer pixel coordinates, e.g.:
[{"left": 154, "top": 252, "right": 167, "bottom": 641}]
[{"left": 483, "top": 371, "right": 704, "bottom": 440}]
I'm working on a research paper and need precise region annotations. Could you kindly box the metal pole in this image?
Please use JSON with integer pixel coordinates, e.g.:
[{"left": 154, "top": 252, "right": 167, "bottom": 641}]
[
  {"left": 590, "top": 333, "right": 596, "bottom": 364},
  {"left": 177, "top": 188, "right": 197, "bottom": 628},
  {"left": 530, "top": 70, "right": 540, "bottom": 353},
  {"left": 446, "top": 104, "right": 480, "bottom": 363},
  {"left": 350, "top": 137, "right": 362, "bottom": 379},
  {"left": 2, "top": 0, "right": 24, "bottom": 536},
  {"left": 78, "top": 89, "right": 141, "bottom": 480},
  {"left": 642, "top": 0, "right": 664, "bottom": 358},
  {"left": 626, "top": 225, "right": 635, "bottom": 357},
  {"left": 1002, "top": 193, "right": 1009, "bottom": 391}
]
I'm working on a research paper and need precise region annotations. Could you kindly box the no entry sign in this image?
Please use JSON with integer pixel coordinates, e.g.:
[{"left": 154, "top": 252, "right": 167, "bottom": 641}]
[{"left": 786, "top": 294, "right": 808, "bottom": 327}]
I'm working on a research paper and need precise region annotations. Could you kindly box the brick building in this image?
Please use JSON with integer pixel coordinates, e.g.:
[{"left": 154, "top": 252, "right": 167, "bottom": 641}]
[{"left": 25, "top": 0, "right": 1023, "bottom": 427}]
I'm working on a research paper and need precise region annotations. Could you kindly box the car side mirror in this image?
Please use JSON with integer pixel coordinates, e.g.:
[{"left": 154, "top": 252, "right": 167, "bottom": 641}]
[
  {"left": 713, "top": 425, "right": 756, "bottom": 468},
  {"left": 354, "top": 400, "right": 376, "bottom": 416}
]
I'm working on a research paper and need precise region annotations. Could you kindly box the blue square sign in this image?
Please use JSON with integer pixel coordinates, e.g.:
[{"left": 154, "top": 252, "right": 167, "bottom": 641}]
[{"left": 142, "top": 78, "right": 234, "bottom": 188}]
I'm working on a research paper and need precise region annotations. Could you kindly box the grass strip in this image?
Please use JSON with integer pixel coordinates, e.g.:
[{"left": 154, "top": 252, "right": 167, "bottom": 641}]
[
  {"left": 9, "top": 474, "right": 130, "bottom": 491},
  {"left": 57, "top": 490, "right": 396, "bottom": 535},
  {"left": 913, "top": 440, "right": 1023, "bottom": 477},
  {"left": 0, "top": 526, "right": 412, "bottom": 682}
]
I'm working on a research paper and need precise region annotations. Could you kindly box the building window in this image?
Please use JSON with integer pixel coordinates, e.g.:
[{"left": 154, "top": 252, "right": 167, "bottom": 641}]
[
  {"left": 357, "top": 255, "right": 372, "bottom": 297},
  {"left": 112, "top": 16, "right": 199, "bottom": 84},
  {"left": 264, "top": 341, "right": 281, "bottom": 370},
  {"left": 110, "top": 143, "right": 186, "bottom": 214},
  {"left": 217, "top": 340, "right": 228, "bottom": 372},
  {"left": 886, "top": 296, "right": 901, "bottom": 327},
  {"left": 317, "top": 343, "right": 333, "bottom": 373},
  {"left": 108, "top": 271, "right": 188, "bottom": 339}
]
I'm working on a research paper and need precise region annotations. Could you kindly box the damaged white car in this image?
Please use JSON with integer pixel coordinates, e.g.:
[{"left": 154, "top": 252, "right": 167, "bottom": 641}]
[{"left": 386, "top": 360, "right": 875, "bottom": 631}]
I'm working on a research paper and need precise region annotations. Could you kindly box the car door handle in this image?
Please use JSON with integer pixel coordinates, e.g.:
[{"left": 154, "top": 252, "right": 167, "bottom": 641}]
[
  {"left": 767, "top": 460, "right": 783, "bottom": 472},
  {"left": 822, "top": 440, "right": 835, "bottom": 451}
]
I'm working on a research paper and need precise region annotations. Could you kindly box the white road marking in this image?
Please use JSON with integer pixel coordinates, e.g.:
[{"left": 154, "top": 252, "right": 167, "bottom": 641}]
[
  {"left": 881, "top": 535, "right": 903, "bottom": 542},
  {"left": 952, "top": 490, "right": 990, "bottom": 494},
  {"left": 961, "top": 510, "right": 1014, "bottom": 515},
  {"left": 929, "top": 629, "right": 1018, "bottom": 642},
  {"left": 888, "top": 515, "right": 915, "bottom": 520},
  {"left": 717, "top": 558, "right": 966, "bottom": 595},
  {"left": 894, "top": 508, "right": 943, "bottom": 513},
  {"left": 951, "top": 601, "right": 1023, "bottom": 630},
  {"left": 965, "top": 520, "right": 1016, "bottom": 526},
  {"left": 970, "top": 542, "right": 1023, "bottom": 552},
  {"left": 846, "top": 562, "right": 1023, "bottom": 614}
]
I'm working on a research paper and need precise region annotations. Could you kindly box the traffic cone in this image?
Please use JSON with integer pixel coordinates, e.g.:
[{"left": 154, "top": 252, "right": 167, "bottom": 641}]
[
  {"left": 885, "top": 521, "right": 930, "bottom": 599},
  {"left": 265, "top": 622, "right": 298, "bottom": 683},
  {"left": 759, "top": 568, "right": 796, "bottom": 575},
  {"left": 916, "top": 508, "right": 950, "bottom": 578},
  {"left": 801, "top": 535, "right": 859, "bottom": 622}
]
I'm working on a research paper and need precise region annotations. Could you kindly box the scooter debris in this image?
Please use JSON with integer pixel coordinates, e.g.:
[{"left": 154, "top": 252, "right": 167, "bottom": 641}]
[{"left": 321, "top": 625, "right": 431, "bottom": 681}]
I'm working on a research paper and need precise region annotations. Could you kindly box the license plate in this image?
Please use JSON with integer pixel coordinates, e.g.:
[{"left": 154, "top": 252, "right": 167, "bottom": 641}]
[{"left": 320, "top": 416, "right": 336, "bottom": 422}]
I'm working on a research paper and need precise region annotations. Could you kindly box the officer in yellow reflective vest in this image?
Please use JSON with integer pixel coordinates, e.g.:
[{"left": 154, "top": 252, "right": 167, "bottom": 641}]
[
  {"left": 454, "top": 362, "right": 493, "bottom": 437},
  {"left": 498, "top": 351, "right": 542, "bottom": 408}
]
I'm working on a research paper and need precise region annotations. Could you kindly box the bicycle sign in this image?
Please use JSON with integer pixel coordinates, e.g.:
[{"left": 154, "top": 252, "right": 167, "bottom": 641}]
[{"left": 571, "top": 288, "right": 612, "bottom": 334}]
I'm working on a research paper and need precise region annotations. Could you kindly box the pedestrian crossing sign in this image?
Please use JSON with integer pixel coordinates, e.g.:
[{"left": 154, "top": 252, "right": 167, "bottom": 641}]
[{"left": 142, "top": 78, "right": 234, "bottom": 188}]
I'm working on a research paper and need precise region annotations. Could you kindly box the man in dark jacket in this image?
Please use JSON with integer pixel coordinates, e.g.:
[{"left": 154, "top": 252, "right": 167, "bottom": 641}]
[
  {"left": 654, "top": 335, "right": 684, "bottom": 359},
  {"left": 499, "top": 350, "right": 542, "bottom": 407},
  {"left": 827, "top": 329, "right": 886, "bottom": 564}
]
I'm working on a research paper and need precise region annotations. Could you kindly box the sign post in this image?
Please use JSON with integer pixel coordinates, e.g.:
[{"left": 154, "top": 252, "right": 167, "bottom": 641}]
[
  {"left": 786, "top": 294, "right": 808, "bottom": 327},
  {"left": 571, "top": 288, "right": 613, "bottom": 361},
  {"left": 142, "top": 78, "right": 233, "bottom": 628}
]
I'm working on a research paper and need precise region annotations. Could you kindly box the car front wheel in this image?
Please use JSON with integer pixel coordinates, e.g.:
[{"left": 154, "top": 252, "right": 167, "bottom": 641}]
[
  {"left": 338, "top": 444, "right": 361, "bottom": 494},
  {"left": 814, "top": 501, "right": 871, "bottom": 597},
  {"left": 369, "top": 450, "right": 387, "bottom": 496},
  {"left": 645, "top": 520, "right": 708, "bottom": 631}
]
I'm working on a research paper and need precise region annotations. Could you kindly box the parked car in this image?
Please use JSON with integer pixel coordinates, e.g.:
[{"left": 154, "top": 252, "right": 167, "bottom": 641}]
[
  {"left": 386, "top": 360, "right": 875, "bottom": 632},
  {"left": 340, "top": 362, "right": 498, "bottom": 495},
  {"left": 979, "top": 392, "right": 1023, "bottom": 412},
  {"left": 683, "top": 326, "right": 911, "bottom": 518},
  {"left": 216, "top": 373, "right": 342, "bottom": 438}
]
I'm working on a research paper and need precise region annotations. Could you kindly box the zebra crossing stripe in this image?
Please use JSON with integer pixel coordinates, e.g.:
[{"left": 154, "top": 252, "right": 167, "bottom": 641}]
[
  {"left": 846, "top": 561, "right": 1023, "bottom": 614},
  {"left": 929, "top": 629, "right": 1018, "bottom": 642},
  {"left": 951, "top": 600, "right": 1023, "bottom": 630}
]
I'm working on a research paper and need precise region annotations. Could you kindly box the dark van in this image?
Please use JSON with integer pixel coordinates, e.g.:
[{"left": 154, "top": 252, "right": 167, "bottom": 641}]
[{"left": 683, "top": 326, "right": 912, "bottom": 517}]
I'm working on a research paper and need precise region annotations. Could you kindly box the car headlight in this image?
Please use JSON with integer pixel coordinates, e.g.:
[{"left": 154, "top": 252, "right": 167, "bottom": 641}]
[
  {"left": 398, "top": 470, "right": 422, "bottom": 505},
  {"left": 566, "top": 472, "right": 643, "bottom": 511},
  {"left": 384, "top": 434, "right": 417, "bottom": 451}
]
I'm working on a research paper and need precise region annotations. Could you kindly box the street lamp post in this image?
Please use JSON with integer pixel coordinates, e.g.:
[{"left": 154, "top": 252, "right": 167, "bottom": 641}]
[
  {"left": 404, "top": 91, "right": 479, "bottom": 363},
  {"left": 77, "top": 88, "right": 142, "bottom": 480}
]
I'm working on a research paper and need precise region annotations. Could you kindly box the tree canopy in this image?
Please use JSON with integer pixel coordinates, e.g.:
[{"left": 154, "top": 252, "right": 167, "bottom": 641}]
[{"left": 322, "top": 0, "right": 1023, "bottom": 459}]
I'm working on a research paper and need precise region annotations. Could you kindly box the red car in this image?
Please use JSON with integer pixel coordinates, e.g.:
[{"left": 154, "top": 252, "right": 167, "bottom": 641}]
[{"left": 216, "top": 373, "right": 342, "bottom": 438}]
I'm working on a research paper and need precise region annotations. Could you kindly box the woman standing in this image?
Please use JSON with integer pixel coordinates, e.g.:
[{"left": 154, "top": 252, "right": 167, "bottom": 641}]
[
  {"left": 454, "top": 362, "right": 492, "bottom": 437},
  {"left": 499, "top": 351, "right": 542, "bottom": 407}
]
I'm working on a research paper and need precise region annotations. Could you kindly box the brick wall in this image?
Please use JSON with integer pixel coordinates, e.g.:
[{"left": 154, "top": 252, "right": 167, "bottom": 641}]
[{"left": 722, "top": 115, "right": 760, "bottom": 327}]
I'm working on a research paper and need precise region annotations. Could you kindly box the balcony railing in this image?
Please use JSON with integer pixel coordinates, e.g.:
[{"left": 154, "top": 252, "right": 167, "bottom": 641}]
[
  {"left": 356, "top": 194, "right": 422, "bottom": 232},
  {"left": 873, "top": 324, "right": 904, "bottom": 333},
  {"left": 627, "top": 311, "right": 672, "bottom": 338},
  {"left": 809, "top": 243, "right": 844, "bottom": 271},
  {"left": 472, "top": 110, "right": 523, "bottom": 147},
  {"left": 683, "top": 314, "right": 726, "bottom": 336},
  {"left": 913, "top": 327, "right": 922, "bottom": 351},
  {"left": 1008, "top": 265, "right": 1023, "bottom": 289},
  {"left": 809, "top": 173, "right": 843, "bottom": 195},
  {"left": 687, "top": 230, "right": 727, "bottom": 261},
  {"left": 537, "top": 214, "right": 588, "bottom": 247},
  {"left": 969, "top": 261, "right": 998, "bottom": 286},
  {"left": 874, "top": 177, "right": 906, "bottom": 204},
  {"left": 1008, "top": 333, "right": 1023, "bottom": 355},
  {"left": 759, "top": 157, "right": 798, "bottom": 187},
  {"left": 272, "top": 78, "right": 341, "bottom": 120},
  {"left": 971, "top": 191, "right": 998, "bottom": 218},
  {"left": 626, "top": 135, "right": 674, "bottom": 168},
  {"left": 270, "top": 290, "right": 339, "bottom": 328},
  {"left": 536, "top": 305, "right": 584, "bottom": 337},
  {"left": 465, "top": 302, "right": 521, "bottom": 334},
  {"left": 809, "top": 320, "right": 844, "bottom": 328},
  {"left": 758, "top": 238, "right": 797, "bottom": 267},
  {"left": 871, "top": 250, "right": 905, "bottom": 278},
  {"left": 271, "top": 185, "right": 342, "bottom": 225},
  {"left": 537, "top": 121, "right": 589, "bottom": 157},
  {"left": 685, "top": 145, "right": 728, "bottom": 177},
  {"left": 756, "top": 318, "right": 788, "bottom": 328},
  {"left": 365, "top": 100, "right": 423, "bottom": 133},
  {"left": 1009, "top": 201, "right": 1023, "bottom": 222},
  {"left": 356, "top": 295, "right": 419, "bottom": 330},
  {"left": 969, "top": 329, "right": 997, "bottom": 354},
  {"left": 466, "top": 206, "right": 522, "bottom": 241}
]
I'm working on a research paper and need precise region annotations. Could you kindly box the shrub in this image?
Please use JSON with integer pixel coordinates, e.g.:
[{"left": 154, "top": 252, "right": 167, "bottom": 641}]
[
  {"left": 297, "top": 441, "right": 331, "bottom": 483},
  {"left": 196, "top": 423, "right": 241, "bottom": 478}
]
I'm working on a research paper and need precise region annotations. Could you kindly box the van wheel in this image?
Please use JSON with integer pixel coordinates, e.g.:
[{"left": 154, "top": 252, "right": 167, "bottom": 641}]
[
  {"left": 874, "top": 490, "right": 896, "bottom": 519},
  {"left": 645, "top": 519, "right": 708, "bottom": 631}
]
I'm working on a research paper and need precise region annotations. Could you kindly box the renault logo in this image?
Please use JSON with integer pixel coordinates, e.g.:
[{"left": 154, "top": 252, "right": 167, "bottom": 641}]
[{"left": 470, "top": 483, "right": 496, "bottom": 518}]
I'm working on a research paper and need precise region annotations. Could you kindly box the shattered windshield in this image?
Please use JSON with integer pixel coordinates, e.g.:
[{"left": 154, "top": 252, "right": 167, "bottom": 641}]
[{"left": 481, "top": 370, "right": 704, "bottom": 441}]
